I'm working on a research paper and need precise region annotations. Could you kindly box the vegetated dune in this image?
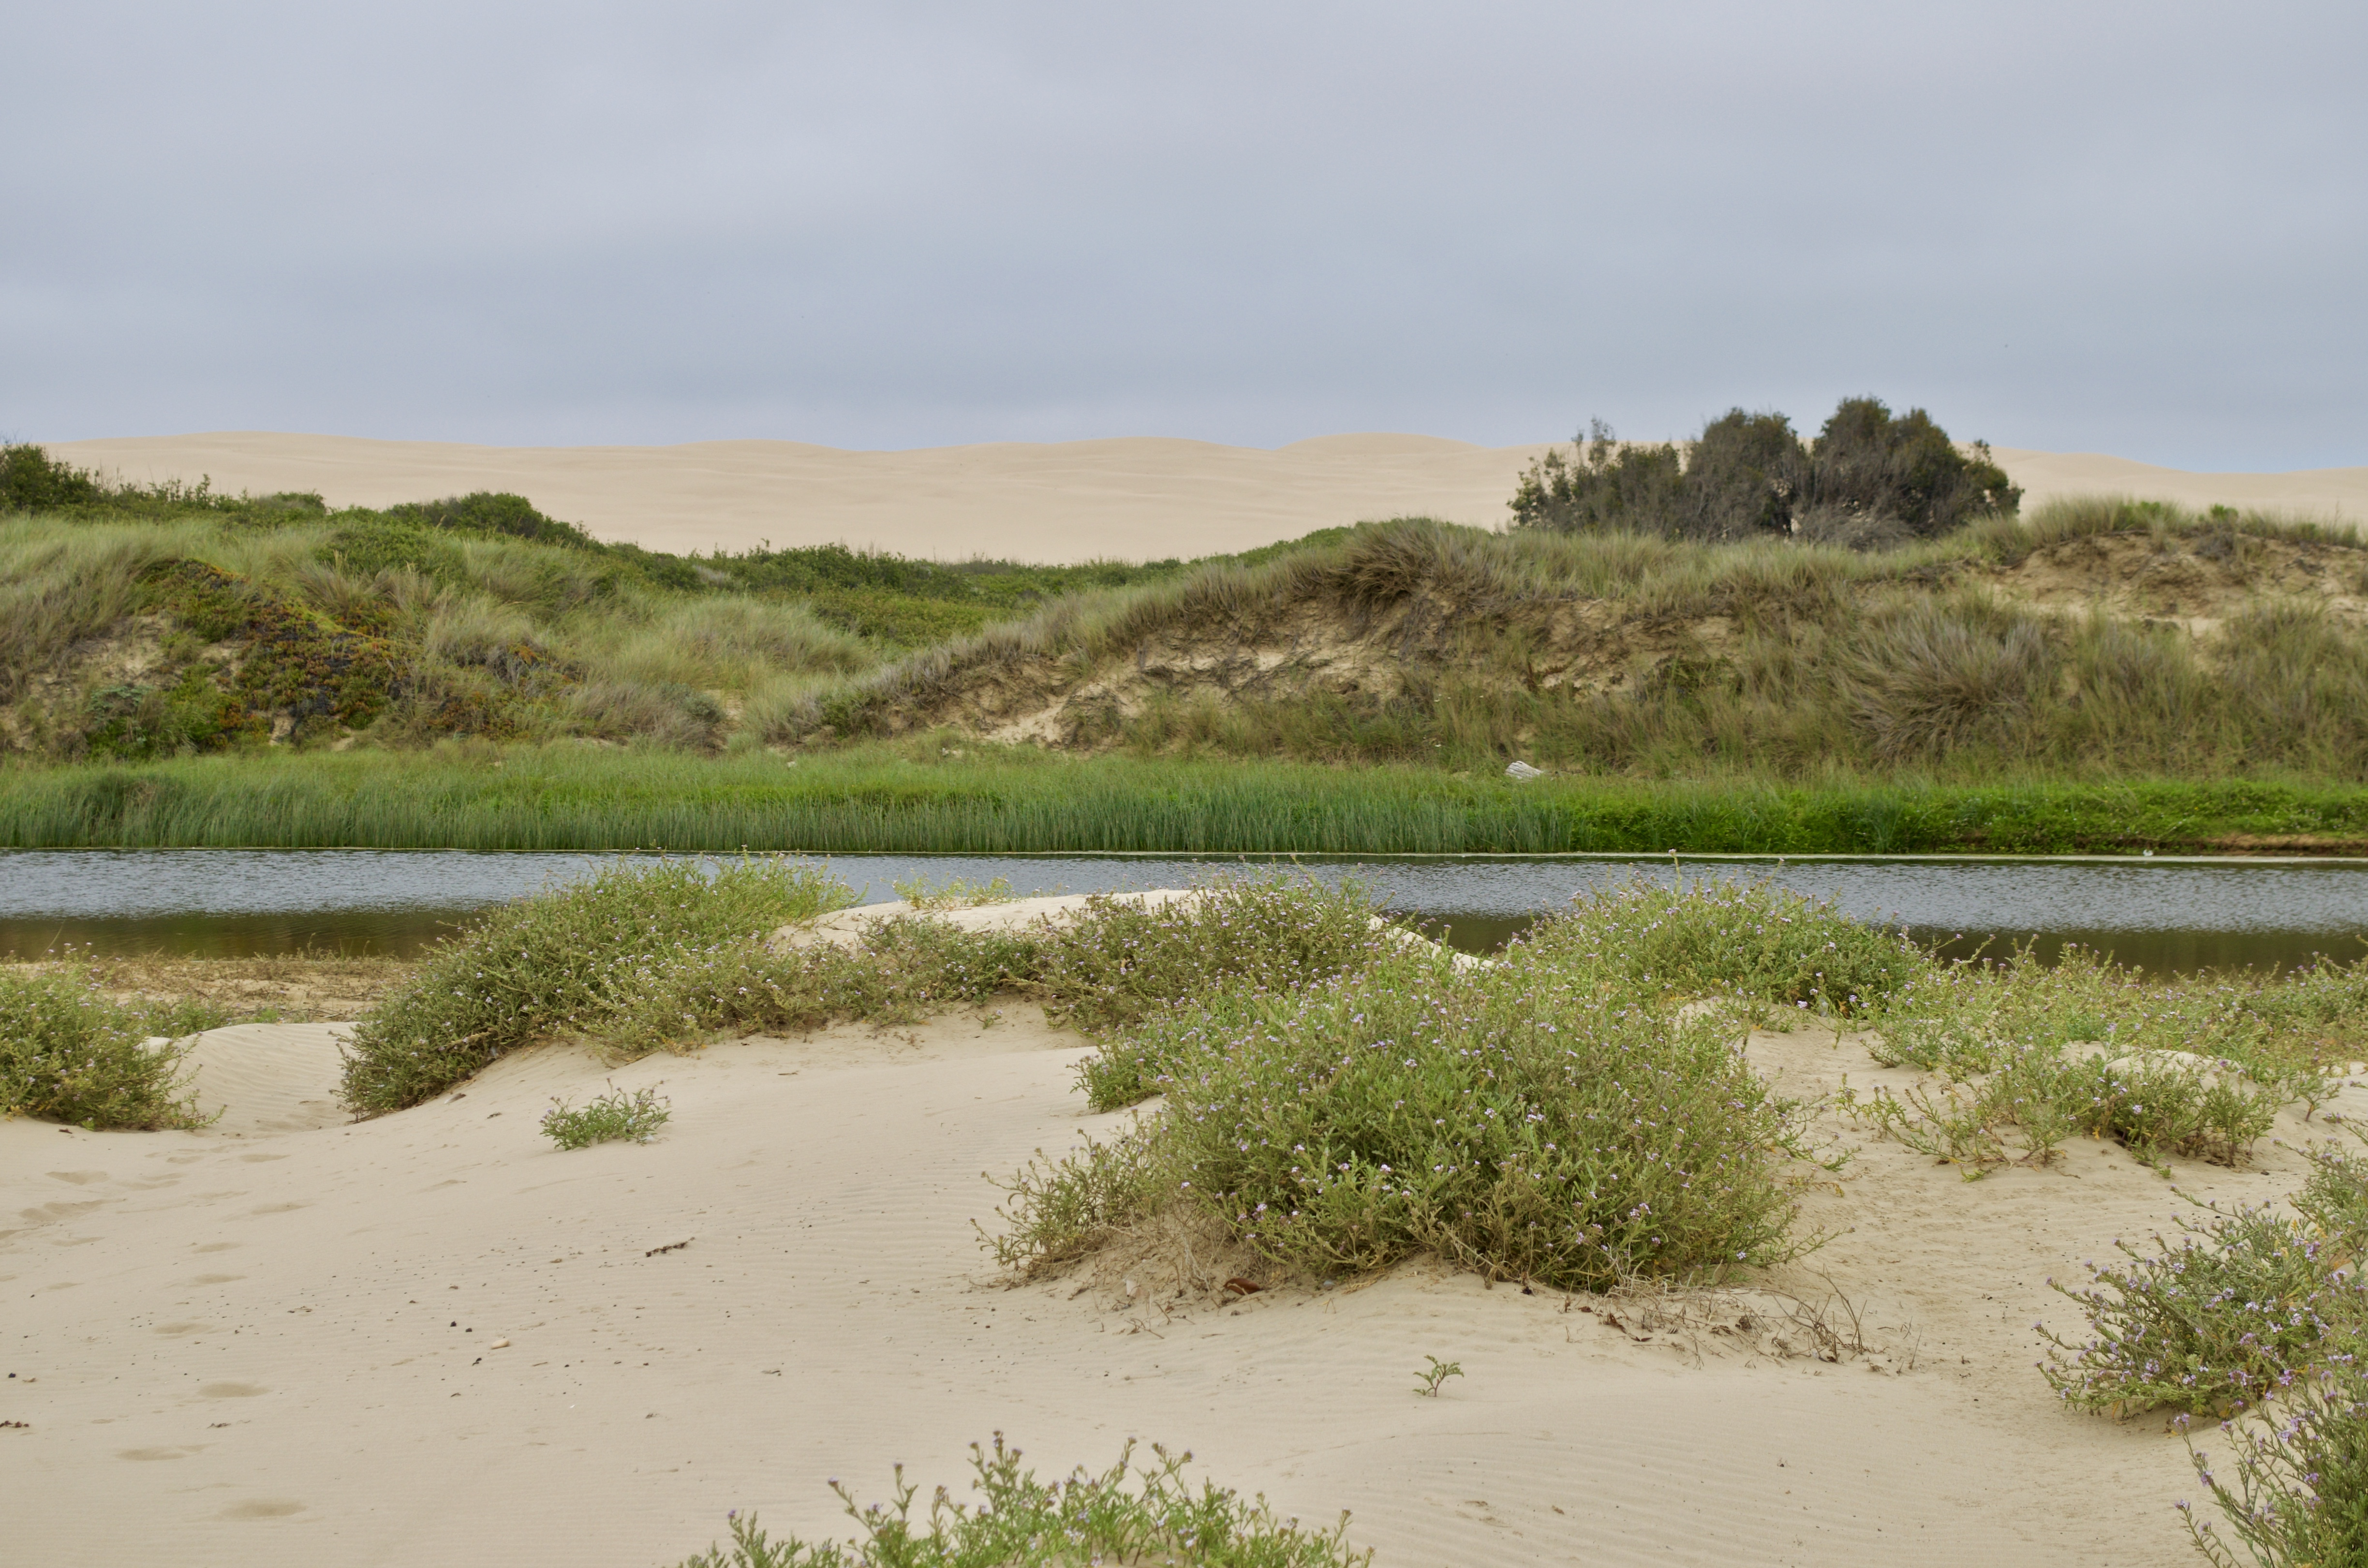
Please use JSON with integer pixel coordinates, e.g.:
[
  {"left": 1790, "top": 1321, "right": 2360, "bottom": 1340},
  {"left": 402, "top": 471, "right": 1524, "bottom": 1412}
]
[
  {"left": 44, "top": 430, "right": 2368, "bottom": 563},
  {"left": 810, "top": 510, "right": 2368, "bottom": 765},
  {"left": 5, "top": 987, "right": 2345, "bottom": 1567}
]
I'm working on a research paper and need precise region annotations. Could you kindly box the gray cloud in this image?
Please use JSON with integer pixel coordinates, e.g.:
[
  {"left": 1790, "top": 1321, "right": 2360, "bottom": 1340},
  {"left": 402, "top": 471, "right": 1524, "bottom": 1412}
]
[{"left": 6, "top": 0, "right": 2363, "bottom": 467}]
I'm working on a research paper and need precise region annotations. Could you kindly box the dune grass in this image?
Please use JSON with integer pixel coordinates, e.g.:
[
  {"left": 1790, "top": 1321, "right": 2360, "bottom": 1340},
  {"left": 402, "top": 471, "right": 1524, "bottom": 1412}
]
[
  {"left": 8, "top": 743, "right": 2368, "bottom": 854},
  {"left": 0, "top": 967, "right": 226, "bottom": 1128}
]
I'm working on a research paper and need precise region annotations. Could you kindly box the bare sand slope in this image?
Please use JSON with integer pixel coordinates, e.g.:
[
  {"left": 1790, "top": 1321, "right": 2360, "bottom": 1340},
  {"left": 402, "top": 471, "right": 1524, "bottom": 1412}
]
[
  {"left": 7, "top": 999, "right": 2338, "bottom": 1566},
  {"left": 46, "top": 430, "right": 2368, "bottom": 564},
  {"left": 1992, "top": 447, "right": 2368, "bottom": 523},
  {"left": 42, "top": 433, "right": 1553, "bottom": 564}
]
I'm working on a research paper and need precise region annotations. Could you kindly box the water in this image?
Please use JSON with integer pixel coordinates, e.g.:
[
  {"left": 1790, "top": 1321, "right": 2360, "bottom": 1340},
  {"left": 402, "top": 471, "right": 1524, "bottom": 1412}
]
[{"left": 5, "top": 849, "right": 2367, "bottom": 974}]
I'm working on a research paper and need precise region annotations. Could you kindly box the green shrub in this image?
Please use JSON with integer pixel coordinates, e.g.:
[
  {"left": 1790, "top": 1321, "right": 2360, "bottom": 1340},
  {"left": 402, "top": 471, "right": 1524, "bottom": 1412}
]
[
  {"left": 319, "top": 518, "right": 468, "bottom": 580},
  {"left": 0, "top": 969, "right": 224, "bottom": 1128},
  {"left": 0, "top": 444, "right": 104, "bottom": 511},
  {"left": 1056, "top": 943, "right": 1804, "bottom": 1291},
  {"left": 678, "top": 1435, "right": 1371, "bottom": 1568},
  {"left": 979, "top": 1131, "right": 1161, "bottom": 1275},
  {"left": 1510, "top": 397, "right": 2017, "bottom": 543},
  {"left": 584, "top": 874, "right": 1390, "bottom": 1068},
  {"left": 541, "top": 1082, "right": 670, "bottom": 1149},
  {"left": 1042, "top": 876, "right": 1398, "bottom": 1047},
  {"left": 339, "top": 857, "right": 853, "bottom": 1115},
  {"left": 383, "top": 491, "right": 600, "bottom": 548},
  {"left": 584, "top": 915, "right": 1044, "bottom": 1056},
  {"left": 1804, "top": 397, "right": 2020, "bottom": 539},
  {"left": 1518, "top": 875, "right": 1928, "bottom": 1017}
]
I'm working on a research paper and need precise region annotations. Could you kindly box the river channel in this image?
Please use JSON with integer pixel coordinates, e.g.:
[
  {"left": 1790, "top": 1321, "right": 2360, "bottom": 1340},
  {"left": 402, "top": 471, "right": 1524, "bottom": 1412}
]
[{"left": 4, "top": 849, "right": 2367, "bottom": 974}]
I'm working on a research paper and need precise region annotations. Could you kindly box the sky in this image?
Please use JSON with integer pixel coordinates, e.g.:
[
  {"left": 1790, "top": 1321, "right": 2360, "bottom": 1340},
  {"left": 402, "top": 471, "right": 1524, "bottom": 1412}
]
[{"left": 5, "top": 1, "right": 2364, "bottom": 468}]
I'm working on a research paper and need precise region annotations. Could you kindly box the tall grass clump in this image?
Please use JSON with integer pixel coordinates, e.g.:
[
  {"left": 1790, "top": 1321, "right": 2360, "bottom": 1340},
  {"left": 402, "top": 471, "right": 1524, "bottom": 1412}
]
[
  {"left": 678, "top": 1435, "right": 1371, "bottom": 1568},
  {"left": 339, "top": 857, "right": 852, "bottom": 1115},
  {"left": 0, "top": 968, "right": 226, "bottom": 1128}
]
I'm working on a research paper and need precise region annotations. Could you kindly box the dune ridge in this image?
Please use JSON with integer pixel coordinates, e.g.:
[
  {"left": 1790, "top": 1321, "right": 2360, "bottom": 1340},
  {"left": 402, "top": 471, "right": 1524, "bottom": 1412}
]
[{"left": 43, "top": 430, "right": 2368, "bottom": 564}]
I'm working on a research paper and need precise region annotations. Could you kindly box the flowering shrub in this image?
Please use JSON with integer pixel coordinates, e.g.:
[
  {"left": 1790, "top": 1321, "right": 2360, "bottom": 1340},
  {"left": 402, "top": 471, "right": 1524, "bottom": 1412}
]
[
  {"left": 0, "top": 967, "right": 224, "bottom": 1128},
  {"left": 2181, "top": 1359, "right": 2368, "bottom": 1568},
  {"left": 679, "top": 1434, "right": 1371, "bottom": 1568},
  {"left": 2041, "top": 1133, "right": 2368, "bottom": 1417}
]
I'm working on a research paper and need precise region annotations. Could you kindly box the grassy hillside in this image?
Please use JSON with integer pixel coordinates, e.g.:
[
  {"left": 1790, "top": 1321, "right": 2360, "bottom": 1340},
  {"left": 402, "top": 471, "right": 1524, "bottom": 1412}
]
[
  {"left": 8, "top": 441, "right": 2368, "bottom": 852},
  {"left": 0, "top": 446, "right": 1261, "bottom": 761}
]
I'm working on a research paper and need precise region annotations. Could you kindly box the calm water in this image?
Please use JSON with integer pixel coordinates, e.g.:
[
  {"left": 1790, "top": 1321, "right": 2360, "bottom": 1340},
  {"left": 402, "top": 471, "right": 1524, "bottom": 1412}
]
[{"left": 4, "top": 849, "right": 2367, "bottom": 974}]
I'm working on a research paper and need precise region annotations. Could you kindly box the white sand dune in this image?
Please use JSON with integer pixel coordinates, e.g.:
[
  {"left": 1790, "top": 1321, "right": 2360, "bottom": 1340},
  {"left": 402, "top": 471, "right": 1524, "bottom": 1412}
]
[
  {"left": 7, "top": 990, "right": 2345, "bottom": 1566},
  {"left": 45, "top": 430, "right": 2368, "bottom": 564}
]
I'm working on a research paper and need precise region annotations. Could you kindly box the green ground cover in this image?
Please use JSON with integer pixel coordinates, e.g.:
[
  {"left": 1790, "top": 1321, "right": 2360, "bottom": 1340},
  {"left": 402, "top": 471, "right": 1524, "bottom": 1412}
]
[{"left": 4, "top": 743, "right": 2366, "bottom": 853}]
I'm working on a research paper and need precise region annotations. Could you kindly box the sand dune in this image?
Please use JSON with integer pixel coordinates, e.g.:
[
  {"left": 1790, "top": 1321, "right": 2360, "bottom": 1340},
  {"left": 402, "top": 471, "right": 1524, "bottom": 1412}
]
[
  {"left": 45, "top": 430, "right": 2368, "bottom": 564},
  {"left": 6, "top": 994, "right": 2344, "bottom": 1565}
]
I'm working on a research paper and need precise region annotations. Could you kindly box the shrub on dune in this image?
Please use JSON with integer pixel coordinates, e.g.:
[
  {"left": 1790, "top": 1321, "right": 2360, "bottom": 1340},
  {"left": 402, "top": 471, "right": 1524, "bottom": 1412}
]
[
  {"left": 338, "top": 857, "right": 852, "bottom": 1116},
  {"left": 0, "top": 968, "right": 224, "bottom": 1129}
]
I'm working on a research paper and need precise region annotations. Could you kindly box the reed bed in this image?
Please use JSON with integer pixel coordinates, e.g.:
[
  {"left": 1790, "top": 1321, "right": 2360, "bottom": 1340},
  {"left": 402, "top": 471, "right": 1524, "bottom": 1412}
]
[{"left": 5, "top": 745, "right": 2368, "bottom": 854}]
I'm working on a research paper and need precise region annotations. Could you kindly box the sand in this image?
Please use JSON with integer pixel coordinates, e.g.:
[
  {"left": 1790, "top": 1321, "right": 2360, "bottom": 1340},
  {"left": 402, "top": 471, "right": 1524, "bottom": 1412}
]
[
  {"left": 7, "top": 979, "right": 2351, "bottom": 1565},
  {"left": 45, "top": 430, "right": 2368, "bottom": 564}
]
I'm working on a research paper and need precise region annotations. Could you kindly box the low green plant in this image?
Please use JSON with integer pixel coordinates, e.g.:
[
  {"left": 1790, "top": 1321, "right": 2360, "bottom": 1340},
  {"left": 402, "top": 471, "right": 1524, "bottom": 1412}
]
[
  {"left": 1412, "top": 1356, "right": 1464, "bottom": 1398},
  {"left": 2180, "top": 1359, "right": 2368, "bottom": 1567},
  {"left": 1856, "top": 942, "right": 2333, "bottom": 1169},
  {"left": 676, "top": 1434, "right": 1372, "bottom": 1568},
  {"left": 0, "top": 968, "right": 225, "bottom": 1128},
  {"left": 977, "top": 1130, "right": 1161, "bottom": 1276},
  {"left": 540, "top": 1082, "right": 670, "bottom": 1149},
  {"left": 339, "top": 857, "right": 853, "bottom": 1115}
]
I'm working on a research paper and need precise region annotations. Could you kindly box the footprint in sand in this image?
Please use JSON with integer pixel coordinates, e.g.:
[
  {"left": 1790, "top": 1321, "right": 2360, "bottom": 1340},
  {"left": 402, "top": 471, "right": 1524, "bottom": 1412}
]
[
  {"left": 198, "top": 1382, "right": 267, "bottom": 1399},
  {"left": 218, "top": 1500, "right": 305, "bottom": 1520},
  {"left": 117, "top": 1446, "right": 203, "bottom": 1461},
  {"left": 45, "top": 1171, "right": 109, "bottom": 1185}
]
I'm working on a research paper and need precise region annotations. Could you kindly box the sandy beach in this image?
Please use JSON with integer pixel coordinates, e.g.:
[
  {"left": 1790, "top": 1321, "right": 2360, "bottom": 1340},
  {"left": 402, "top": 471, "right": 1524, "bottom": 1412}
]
[
  {"left": 44, "top": 431, "right": 2368, "bottom": 563},
  {"left": 5, "top": 978, "right": 2341, "bottom": 1566}
]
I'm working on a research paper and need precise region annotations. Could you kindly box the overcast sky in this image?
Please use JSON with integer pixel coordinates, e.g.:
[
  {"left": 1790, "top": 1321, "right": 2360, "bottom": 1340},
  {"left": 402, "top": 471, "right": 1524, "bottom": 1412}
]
[{"left": 6, "top": 1, "right": 2363, "bottom": 467}]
